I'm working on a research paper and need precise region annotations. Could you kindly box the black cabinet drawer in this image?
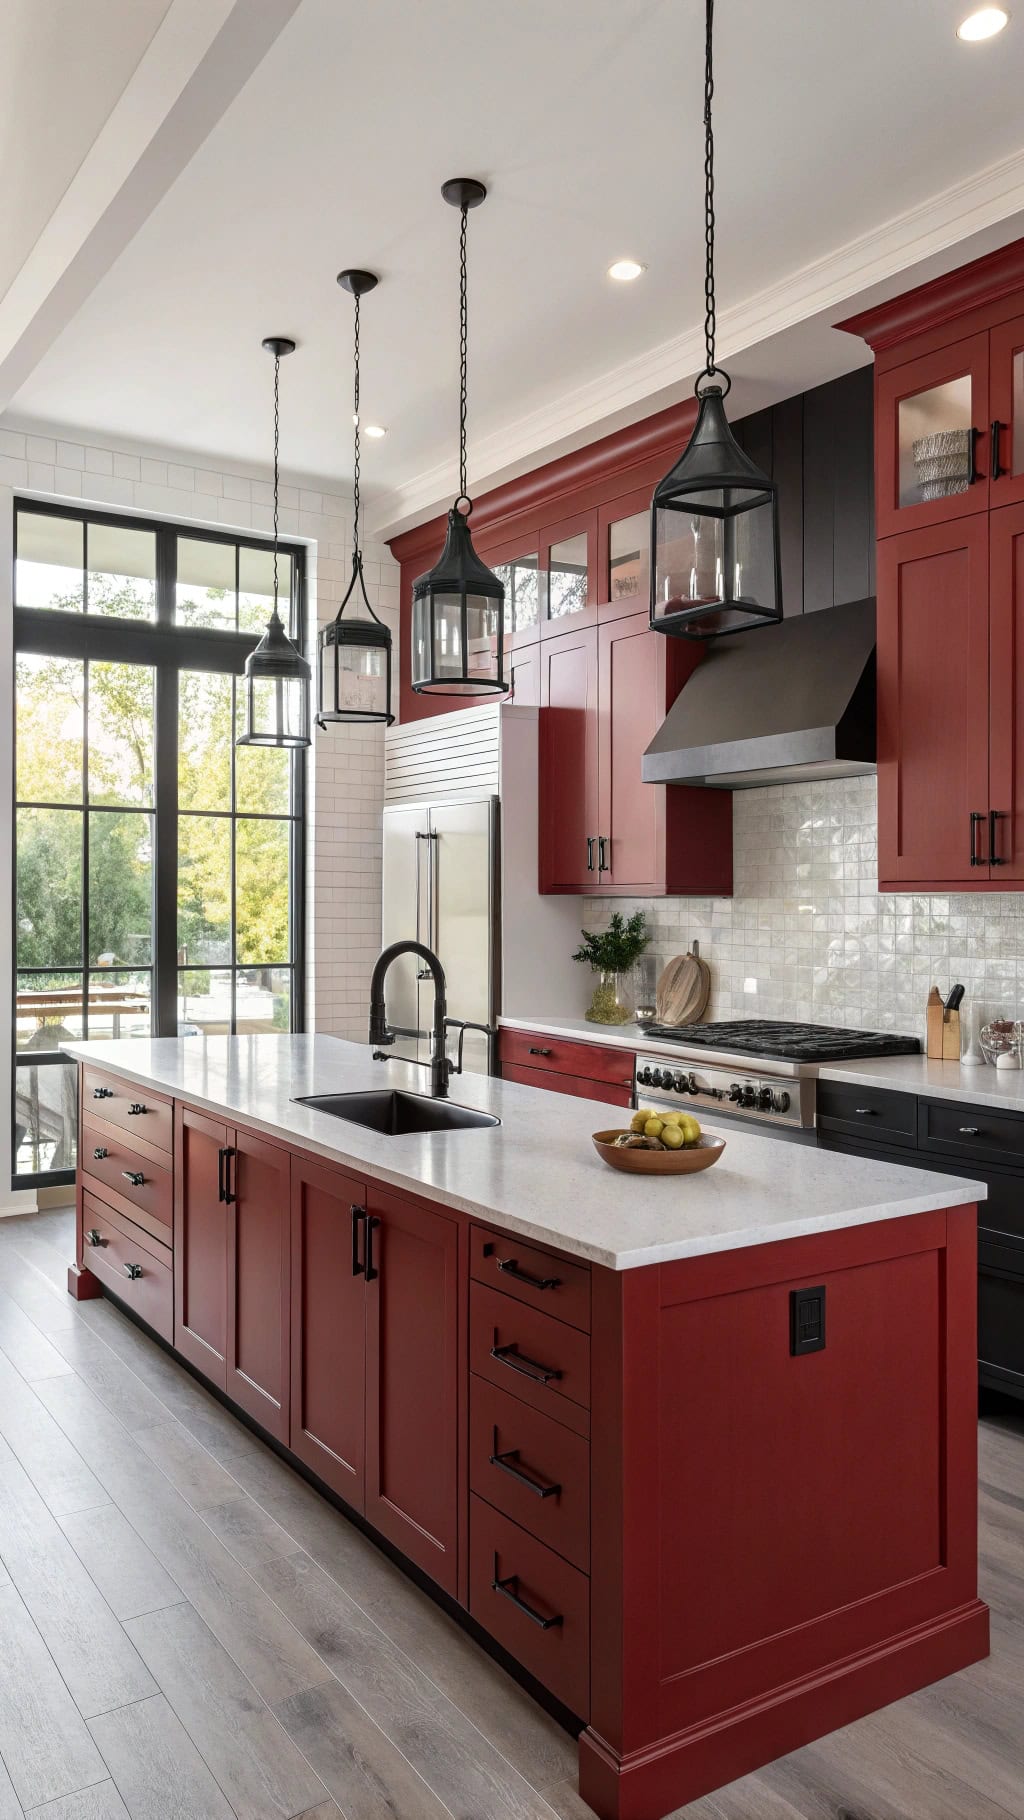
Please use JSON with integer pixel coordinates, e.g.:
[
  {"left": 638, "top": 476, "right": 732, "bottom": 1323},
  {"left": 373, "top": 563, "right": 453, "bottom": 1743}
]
[
  {"left": 816, "top": 1080, "right": 917, "bottom": 1149},
  {"left": 918, "top": 1098, "right": 1024, "bottom": 1169}
]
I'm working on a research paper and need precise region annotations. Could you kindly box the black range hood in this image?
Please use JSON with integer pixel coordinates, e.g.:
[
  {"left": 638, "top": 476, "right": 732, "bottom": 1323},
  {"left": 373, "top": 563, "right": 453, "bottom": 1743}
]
[{"left": 642, "top": 597, "right": 876, "bottom": 790}]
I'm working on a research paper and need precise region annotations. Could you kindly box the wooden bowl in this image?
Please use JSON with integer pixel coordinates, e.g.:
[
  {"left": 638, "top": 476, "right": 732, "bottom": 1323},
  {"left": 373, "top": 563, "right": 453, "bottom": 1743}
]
[{"left": 592, "top": 1130, "right": 726, "bottom": 1175}]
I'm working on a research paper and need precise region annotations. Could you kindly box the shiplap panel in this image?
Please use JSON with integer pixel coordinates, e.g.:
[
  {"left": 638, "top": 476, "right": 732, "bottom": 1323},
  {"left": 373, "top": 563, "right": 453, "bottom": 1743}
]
[{"left": 385, "top": 705, "right": 501, "bottom": 802}]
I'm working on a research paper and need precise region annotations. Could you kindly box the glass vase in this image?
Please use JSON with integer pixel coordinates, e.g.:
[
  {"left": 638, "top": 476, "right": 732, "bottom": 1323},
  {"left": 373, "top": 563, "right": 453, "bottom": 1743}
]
[{"left": 586, "top": 969, "right": 631, "bottom": 1025}]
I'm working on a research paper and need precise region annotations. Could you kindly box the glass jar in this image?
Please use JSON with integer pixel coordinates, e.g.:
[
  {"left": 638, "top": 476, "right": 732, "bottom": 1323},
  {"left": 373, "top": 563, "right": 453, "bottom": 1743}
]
[{"left": 586, "top": 970, "right": 632, "bottom": 1025}]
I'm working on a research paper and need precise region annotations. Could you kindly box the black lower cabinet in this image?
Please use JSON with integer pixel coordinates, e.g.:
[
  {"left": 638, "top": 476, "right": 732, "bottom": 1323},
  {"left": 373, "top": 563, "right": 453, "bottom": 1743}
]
[{"left": 818, "top": 1085, "right": 1024, "bottom": 1400}]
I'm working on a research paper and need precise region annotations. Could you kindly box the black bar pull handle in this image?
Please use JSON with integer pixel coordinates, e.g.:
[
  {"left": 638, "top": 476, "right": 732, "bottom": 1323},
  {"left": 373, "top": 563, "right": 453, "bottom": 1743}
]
[
  {"left": 85, "top": 1229, "right": 106, "bottom": 1248},
  {"left": 967, "top": 425, "right": 980, "bottom": 487},
  {"left": 490, "top": 1431, "right": 561, "bottom": 1499},
  {"left": 127, "top": 1102, "right": 147, "bottom": 1116},
  {"left": 959, "top": 1125, "right": 981, "bottom": 1136},
  {"left": 970, "top": 810, "right": 985, "bottom": 866},
  {"left": 491, "top": 1560, "right": 562, "bottom": 1630},
  {"left": 218, "top": 1146, "right": 236, "bottom": 1205},
  {"left": 490, "top": 1340, "right": 562, "bottom": 1385},
  {"left": 528, "top": 1046, "right": 552, "bottom": 1058},
  {"left": 990, "top": 809, "right": 1007, "bottom": 865},
  {"left": 123, "top": 1262, "right": 144, "bottom": 1281},
  {"left": 93, "top": 1086, "right": 114, "bottom": 1099},
  {"left": 586, "top": 836, "right": 595, "bottom": 872},
  {"left": 365, "top": 1215, "right": 381, "bottom": 1282},
  {"left": 991, "top": 419, "right": 1004, "bottom": 481},
  {"left": 351, "top": 1205, "right": 366, "bottom": 1277},
  {"left": 92, "top": 1147, "right": 109, "bottom": 1160},
  {"left": 121, "top": 1170, "right": 145, "bottom": 1188},
  {"left": 598, "top": 835, "right": 609, "bottom": 873},
  {"left": 496, "top": 1256, "right": 562, "bottom": 1291}
]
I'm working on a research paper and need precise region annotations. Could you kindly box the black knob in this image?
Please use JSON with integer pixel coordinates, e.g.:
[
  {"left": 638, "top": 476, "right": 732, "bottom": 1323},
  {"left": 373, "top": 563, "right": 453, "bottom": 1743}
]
[
  {"left": 758, "top": 1087, "right": 775, "bottom": 1111},
  {"left": 776, "top": 1090, "right": 790, "bottom": 1114},
  {"left": 673, "top": 1074, "right": 687, "bottom": 1093},
  {"left": 92, "top": 1147, "right": 108, "bottom": 1160},
  {"left": 687, "top": 1073, "right": 698, "bottom": 1094},
  {"left": 728, "top": 1083, "right": 743, "bottom": 1102},
  {"left": 637, "top": 1068, "right": 651, "bottom": 1085},
  {"left": 128, "top": 1103, "right": 146, "bottom": 1116},
  {"left": 740, "top": 1085, "right": 757, "bottom": 1108},
  {"left": 123, "top": 1262, "right": 143, "bottom": 1281},
  {"left": 93, "top": 1086, "right": 113, "bottom": 1099},
  {"left": 85, "top": 1228, "right": 106, "bottom": 1247},
  {"left": 650, "top": 1069, "right": 664, "bottom": 1088}
]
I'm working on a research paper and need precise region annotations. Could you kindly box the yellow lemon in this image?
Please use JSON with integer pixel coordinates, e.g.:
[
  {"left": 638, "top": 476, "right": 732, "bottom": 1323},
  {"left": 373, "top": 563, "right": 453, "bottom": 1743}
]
[
  {"left": 644, "top": 1117, "right": 664, "bottom": 1139},
  {"left": 660, "top": 1123, "right": 685, "bottom": 1149},
  {"left": 679, "top": 1114, "right": 702, "bottom": 1145},
  {"left": 659, "top": 1110, "right": 684, "bottom": 1125},
  {"left": 630, "top": 1109, "right": 649, "bottom": 1133}
]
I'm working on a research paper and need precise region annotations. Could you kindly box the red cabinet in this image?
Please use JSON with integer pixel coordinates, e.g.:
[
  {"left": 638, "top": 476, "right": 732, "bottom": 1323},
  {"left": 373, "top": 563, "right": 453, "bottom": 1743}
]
[
  {"left": 174, "top": 1105, "right": 229, "bottom": 1387},
  {"left": 290, "top": 1155, "right": 367, "bottom": 1502},
  {"left": 988, "top": 501, "right": 1024, "bottom": 875},
  {"left": 365, "top": 1184, "right": 460, "bottom": 1595},
  {"left": 539, "top": 617, "right": 732, "bottom": 897},
  {"left": 227, "top": 1129, "right": 290, "bottom": 1441},
  {"left": 874, "top": 334, "right": 991, "bottom": 539}
]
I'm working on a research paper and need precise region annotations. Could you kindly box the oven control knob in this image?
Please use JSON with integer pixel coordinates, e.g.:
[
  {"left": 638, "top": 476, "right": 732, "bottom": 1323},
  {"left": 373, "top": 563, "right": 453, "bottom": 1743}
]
[
  {"left": 740, "top": 1085, "right": 757, "bottom": 1108},
  {"left": 687, "top": 1073, "right": 698, "bottom": 1095},
  {"left": 728, "top": 1083, "right": 744, "bottom": 1102},
  {"left": 649, "top": 1069, "right": 663, "bottom": 1088},
  {"left": 637, "top": 1067, "right": 651, "bottom": 1085},
  {"left": 776, "top": 1090, "right": 791, "bottom": 1114},
  {"left": 758, "top": 1087, "right": 775, "bottom": 1112},
  {"left": 672, "top": 1073, "right": 687, "bottom": 1093}
]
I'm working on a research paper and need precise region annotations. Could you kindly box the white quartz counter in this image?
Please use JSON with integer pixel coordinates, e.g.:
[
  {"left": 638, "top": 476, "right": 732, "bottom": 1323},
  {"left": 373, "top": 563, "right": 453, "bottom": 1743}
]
[
  {"left": 64, "top": 1035, "right": 985, "bottom": 1271},
  {"left": 822, "top": 1053, "right": 1024, "bottom": 1111}
]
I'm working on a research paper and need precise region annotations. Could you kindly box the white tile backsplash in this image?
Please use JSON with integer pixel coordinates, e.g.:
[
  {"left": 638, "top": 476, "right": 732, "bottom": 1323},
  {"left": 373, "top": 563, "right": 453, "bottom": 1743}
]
[{"left": 583, "top": 775, "right": 1024, "bottom": 1041}]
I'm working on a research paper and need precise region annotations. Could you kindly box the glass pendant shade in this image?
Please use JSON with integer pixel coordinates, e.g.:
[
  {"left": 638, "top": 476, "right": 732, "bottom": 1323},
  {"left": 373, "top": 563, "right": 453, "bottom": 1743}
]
[
  {"left": 412, "top": 506, "right": 507, "bottom": 696},
  {"left": 237, "top": 610, "right": 312, "bottom": 747},
  {"left": 317, "top": 563, "right": 394, "bottom": 726},
  {"left": 650, "top": 387, "right": 782, "bottom": 640}
]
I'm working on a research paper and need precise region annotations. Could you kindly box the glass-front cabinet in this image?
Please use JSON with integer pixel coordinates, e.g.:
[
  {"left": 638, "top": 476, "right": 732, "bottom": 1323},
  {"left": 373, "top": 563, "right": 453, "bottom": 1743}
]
[
  {"left": 875, "top": 333, "right": 991, "bottom": 537},
  {"left": 991, "top": 313, "right": 1024, "bottom": 508}
]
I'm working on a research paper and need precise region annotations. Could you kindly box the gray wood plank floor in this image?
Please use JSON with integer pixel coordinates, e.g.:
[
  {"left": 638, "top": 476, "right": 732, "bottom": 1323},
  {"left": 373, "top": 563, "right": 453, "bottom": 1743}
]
[{"left": 0, "top": 1207, "right": 1021, "bottom": 1820}]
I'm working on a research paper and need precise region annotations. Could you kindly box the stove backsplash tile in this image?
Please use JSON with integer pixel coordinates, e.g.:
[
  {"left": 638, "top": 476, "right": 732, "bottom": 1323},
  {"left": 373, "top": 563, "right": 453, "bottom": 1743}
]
[{"left": 583, "top": 775, "right": 1024, "bottom": 1042}]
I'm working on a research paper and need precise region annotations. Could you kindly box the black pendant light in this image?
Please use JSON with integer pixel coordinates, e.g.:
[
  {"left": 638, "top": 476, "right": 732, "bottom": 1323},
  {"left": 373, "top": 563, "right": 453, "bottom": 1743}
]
[
  {"left": 317, "top": 270, "right": 394, "bottom": 727},
  {"left": 649, "top": 0, "right": 782, "bottom": 640},
  {"left": 411, "top": 178, "right": 507, "bottom": 697},
  {"left": 237, "top": 337, "right": 312, "bottom": 748}
]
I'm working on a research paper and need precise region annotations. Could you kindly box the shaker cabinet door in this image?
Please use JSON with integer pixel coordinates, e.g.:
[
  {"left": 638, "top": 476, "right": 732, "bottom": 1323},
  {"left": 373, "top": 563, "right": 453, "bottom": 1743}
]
[
  {"left": 174, "top": 1105, "right": 229, "bottom": 1387},
  {"left": 538, "top": 625, "right": 600, "bottom": 892},
  {"left": 988, "top": 502, "right": 1024, "bottom": 877},
  {"left": 364, "top": 1186, "right": 460, "bottom": 1593},
  {"left": 989, "top": 313, "right": 1024, "bottom": 510},
  {"left": 226, "top": 1129, "right": 290, "bottom": 1441},
  {"left": 290, "top": 1156, "right": 368, "bottom": 1508},
  {"left": 877, "top": 517, "right": 990, "bottom": 885}
]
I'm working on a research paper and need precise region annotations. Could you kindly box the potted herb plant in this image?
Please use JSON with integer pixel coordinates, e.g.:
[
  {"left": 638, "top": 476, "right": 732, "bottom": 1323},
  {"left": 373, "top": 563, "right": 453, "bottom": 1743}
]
[{"left": 573, "top": 912, "right": 649, "bottom": 1025}]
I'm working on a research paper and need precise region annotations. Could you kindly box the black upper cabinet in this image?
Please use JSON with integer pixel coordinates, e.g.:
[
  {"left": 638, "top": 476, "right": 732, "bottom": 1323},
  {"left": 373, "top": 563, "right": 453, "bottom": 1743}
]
[{"left": 735, "top": 367, "right": 875, "bottom": 618}]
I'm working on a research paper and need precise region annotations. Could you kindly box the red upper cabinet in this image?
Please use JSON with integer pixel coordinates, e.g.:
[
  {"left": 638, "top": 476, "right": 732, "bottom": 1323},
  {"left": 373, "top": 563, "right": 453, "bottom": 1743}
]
[
  {"left": 875, "top": 334, "right": 991, "bottom": 539},
  {"left": 988, "top": 503, "right": 1024, "bottom": 876},
  {"left": 538, "top": 624, "right": 601, "bottom": 892},
  {"left": 876, "top": 518, "right": 990, "bottom": 886},
  {"left": 990, "top": 314, "right": 1024, "bottom": 509},
  {"left": 226, "top": 1129, "right": 291, "bottom": 1442}
]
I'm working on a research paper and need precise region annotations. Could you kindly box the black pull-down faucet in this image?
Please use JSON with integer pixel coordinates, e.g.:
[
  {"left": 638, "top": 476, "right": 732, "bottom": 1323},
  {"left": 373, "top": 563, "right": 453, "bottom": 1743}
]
[{"left": 368, "top": 940, "right": 452, "bottom": 1098}]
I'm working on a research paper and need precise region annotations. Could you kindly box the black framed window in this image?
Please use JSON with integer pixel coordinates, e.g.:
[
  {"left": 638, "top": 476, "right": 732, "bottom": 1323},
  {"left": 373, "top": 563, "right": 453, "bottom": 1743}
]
[{"left": 12, "top": 501, "right": 306, "bottom": 1190}]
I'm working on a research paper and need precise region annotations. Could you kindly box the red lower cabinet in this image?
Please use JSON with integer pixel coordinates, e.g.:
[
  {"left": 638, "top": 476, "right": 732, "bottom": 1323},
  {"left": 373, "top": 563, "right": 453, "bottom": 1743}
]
[
  {"left": 365, "top": 1185, "right": 460, "bottom": 1595},
  {"left": 226, "top": 1129, "right": 291, "bottom": 1442},
  {"left": 289, "top": 1155, "right": 367, "bottom": 1506},
  {"left": 174, "top": 1105, "right": 230, "bottom": 1387}
]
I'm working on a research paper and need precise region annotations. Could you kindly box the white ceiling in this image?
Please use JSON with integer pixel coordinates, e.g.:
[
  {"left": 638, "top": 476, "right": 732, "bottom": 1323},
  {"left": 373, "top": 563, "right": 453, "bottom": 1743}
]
[
  {"left": 0, "top": 0, "right": 172, "bottom": 298},
  {"left": 6, "top": 0, "right": 1024, "bottom": 533}
]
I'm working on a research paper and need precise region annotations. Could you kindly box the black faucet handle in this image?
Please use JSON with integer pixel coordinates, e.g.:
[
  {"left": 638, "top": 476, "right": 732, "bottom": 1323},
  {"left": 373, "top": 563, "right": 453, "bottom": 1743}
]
[{"left": 443, "top": 1018, "right": 498, "bottom": 1076}]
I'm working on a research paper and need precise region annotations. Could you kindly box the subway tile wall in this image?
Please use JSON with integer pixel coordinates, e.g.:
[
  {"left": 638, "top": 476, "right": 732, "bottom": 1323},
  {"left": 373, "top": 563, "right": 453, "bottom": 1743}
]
[
  {"left": 583, "top": 775, "right": 1024, "bottom": 1041},
  {"left": 0, "top": 422, "right": 399, "bottom": 1042}
]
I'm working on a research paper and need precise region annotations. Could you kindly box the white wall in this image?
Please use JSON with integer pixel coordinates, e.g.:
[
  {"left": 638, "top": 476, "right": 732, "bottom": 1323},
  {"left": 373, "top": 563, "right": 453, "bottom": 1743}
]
[{"left": 0, "top": 419, "right": 399, "bottom": 1208}]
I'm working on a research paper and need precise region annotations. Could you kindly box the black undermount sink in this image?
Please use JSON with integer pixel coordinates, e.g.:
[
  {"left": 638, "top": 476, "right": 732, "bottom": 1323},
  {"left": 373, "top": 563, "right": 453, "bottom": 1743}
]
[{"left": 293, "top": 1088, "right": 500, "bottom": 1135}]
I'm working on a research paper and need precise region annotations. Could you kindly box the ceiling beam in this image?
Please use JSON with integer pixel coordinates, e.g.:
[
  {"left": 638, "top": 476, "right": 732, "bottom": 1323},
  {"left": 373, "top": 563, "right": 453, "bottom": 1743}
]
[{"left": 0, "top": 0, "right": 302, "bottom": 413}]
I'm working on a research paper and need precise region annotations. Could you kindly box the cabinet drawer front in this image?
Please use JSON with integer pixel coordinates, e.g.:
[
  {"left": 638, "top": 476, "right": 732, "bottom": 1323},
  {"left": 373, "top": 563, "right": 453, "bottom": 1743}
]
[
  {"left": 81, "top": 1119, "right": 172, "bottom": 1239},
  {"left": 470, "top": 1376, "right": 589, "bottom": 1571},
  {"left": 80, "top": 1193, "right": 172, "bottom": 1342},
  {"left": 469, "top": 1496, "right": 589, "bottom": 1718},
  {"left": 979, "top": 1243, "right": 1024, "bottom": 1390},
  {"left": 470, "top": 1281, "right": 590, "bottom": 1431},
  {"left": 501, "top": 1062, "right": 632, "bottom": 1109},
  {"left": 470, "top": 1225, "right": 590, "bottom": 1332},
  {"left": 82, "top": 1068, "right": 173, "bottom": 1153},
  {"left": 816, "top": 1080, "right": 917, "bottom": 1148},
  {"left": 919, "top": 1097, "right": 1024, "bottom": 1167},
  {"left": 499, "top": 1028, "right": 633, "bottom": 1087}
]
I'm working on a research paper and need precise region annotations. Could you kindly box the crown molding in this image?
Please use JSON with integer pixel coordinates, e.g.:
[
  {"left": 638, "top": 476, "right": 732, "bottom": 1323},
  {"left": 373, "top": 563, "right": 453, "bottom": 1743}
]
[{"left": 370, "top": 146, "right": 1024, "bottom": 541}]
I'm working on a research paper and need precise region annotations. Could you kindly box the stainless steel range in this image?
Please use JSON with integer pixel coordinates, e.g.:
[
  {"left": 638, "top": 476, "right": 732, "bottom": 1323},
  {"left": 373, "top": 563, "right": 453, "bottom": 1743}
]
[{"left": 633, "top": 1020, "right": 920, "bottom": 1141}]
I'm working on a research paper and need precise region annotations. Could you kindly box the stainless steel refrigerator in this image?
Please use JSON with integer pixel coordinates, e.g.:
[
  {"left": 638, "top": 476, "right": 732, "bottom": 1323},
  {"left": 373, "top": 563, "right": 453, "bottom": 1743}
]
[{"left": 381, "top": 797, "right": 499, "bottom": 1079}]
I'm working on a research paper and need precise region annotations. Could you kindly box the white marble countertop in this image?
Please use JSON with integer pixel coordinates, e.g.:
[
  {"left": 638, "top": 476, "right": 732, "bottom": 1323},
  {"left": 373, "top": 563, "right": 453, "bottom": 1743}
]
[
  {"left": 64, "top": 1035, "right": 985, "bottom": 1271},
  {"left": 821, "top": 1053, "right": 1024, "bottom": 1112},
  {"left": 500, "top": 1014, "right": 648, "bottom": 1054}
]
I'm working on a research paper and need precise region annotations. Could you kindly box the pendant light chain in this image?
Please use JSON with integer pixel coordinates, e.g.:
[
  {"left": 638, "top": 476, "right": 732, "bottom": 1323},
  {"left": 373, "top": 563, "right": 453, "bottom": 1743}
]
[
  {"left": 459, "top": 201, "right": 469, "bottom": 507},
  {"left": 702, "top": 0, "right": 717, "bottom": 383},
  {"left": 271, "top": 349, "right": 281, "bottom": 619},
  {"left": 352, "top": 290, "right": 362, "bottom": 563}
]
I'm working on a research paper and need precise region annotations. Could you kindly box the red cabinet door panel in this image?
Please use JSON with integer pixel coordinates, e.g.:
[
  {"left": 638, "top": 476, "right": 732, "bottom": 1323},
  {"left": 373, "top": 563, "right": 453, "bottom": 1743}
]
[
  {"left": 539, "top": 626, "right": 599, "bottom": 892},
  {"left": 174, "top": 1105, "right": 229, "bottom": 1387},
  {"left": 226, "top": 1129, "right": 290, "bottom": 1442},
  {"left": 877, "top": 517, "right": 990, "bottom": 885},
  {"left": 989, "top": 313, "right": 1024, "bottom": 510},
  {"left": 290, "top": 1156, "right": 367, "bottom": 1507},
  {"left": 365, "top": 1186, "right": 460, "bottom": 1593},
  {"left": 989, "top": 502, "right": 1024, "bottom": 877},
  {"left": 598, "top": 615, "right": 665, "bottom": 892}
]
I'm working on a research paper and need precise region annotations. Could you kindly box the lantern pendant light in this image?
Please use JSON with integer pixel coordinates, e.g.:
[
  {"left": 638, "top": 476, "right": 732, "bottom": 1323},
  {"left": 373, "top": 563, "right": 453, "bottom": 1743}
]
[
  {"left": 649, "top": 0, "right": 782, "bottom": 640},
  {"left": 237, "top": 338, "right": 312, "bottom": 747},
  {"left": 411, "top": 178, "right": 507, "bottom": 697},
  {"left": 317, "top": 271, "right": 394, "bottom": 727}
]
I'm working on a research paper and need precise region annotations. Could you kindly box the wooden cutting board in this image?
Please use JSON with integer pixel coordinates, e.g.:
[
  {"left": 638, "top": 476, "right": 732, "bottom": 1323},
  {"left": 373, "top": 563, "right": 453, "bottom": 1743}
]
[{"left": 655, "top": 950, "right": 711, "bottom": 1027}]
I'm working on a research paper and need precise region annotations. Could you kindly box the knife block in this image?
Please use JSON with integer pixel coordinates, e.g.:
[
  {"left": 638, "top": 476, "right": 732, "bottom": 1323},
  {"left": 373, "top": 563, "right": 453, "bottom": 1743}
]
[{"left": 926, "top": 989, "right": 961, "bottom": 1061}]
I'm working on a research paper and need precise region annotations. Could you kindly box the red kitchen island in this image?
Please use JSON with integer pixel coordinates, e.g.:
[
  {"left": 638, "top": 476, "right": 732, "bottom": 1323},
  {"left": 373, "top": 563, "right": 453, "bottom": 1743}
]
[{"left": 64, "top": 1035, "right": 989, "bottom": 1820}]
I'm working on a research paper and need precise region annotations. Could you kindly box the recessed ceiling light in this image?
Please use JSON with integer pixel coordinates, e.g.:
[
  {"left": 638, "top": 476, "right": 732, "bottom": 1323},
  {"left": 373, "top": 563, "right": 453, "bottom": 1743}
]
[
  {"left": 957, "top": 6, "right": 1008, "bottom": 38},
  {"left": 608, "top": 258, "right": 646, "bottom": 282},
  {"left": 364, "top": 423, "right": 387, "bottom": 439}
]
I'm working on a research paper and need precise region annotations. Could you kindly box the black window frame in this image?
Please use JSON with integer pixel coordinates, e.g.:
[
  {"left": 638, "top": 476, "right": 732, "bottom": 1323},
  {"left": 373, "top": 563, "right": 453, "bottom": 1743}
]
[{"left": 12, "top": 498, "right": 307, "bottom": 1191}]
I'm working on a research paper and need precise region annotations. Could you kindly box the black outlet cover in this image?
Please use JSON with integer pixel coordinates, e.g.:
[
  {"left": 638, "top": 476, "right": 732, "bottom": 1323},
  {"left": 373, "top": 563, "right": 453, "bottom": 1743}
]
[{"left": 790, "top": 1284, "right": 826, "bottom": 1355}]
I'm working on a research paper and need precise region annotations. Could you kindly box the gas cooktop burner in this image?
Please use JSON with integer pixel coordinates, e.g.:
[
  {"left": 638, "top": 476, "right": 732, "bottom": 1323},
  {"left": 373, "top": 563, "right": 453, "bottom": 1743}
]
[{"left": 636, "top": 1019, "right": 921, "bottom": 1063}]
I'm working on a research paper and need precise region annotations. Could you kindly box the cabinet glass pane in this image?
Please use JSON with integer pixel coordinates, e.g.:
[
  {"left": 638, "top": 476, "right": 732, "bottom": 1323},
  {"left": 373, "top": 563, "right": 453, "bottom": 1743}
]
[
  {"left": 89, "top": 811, "right": 153, "bottom": 966},
  {"left": 14, "top": 1060, "right": 77, "bottom": 1174},
  {"left": 178, "top": 968, "right": 233, "bottom": 1035},
  {"left": 1013, "top": 350, "right": 1024, "bottom": 477},
  {"left": 17, "top": 808, "right": 82, "bottom": 967},
  {"left": 87, "top": 523, "right": 156, "bottom": 619},
  {"left": 494, "top": 553, "right": 539, "bottom": 634},
  {"left": 237, "top": 966, "right": 290, "bottom": 1033},
  {"left": 235, "top": 818, "right": 290, "bottom": 964},
  {"left": 178, "top": 815, "right": 231, "bottom": 965},
  {"left": 898, "top": 376, "right": 973, "bottom": 507},
  {"left": 16, "top": 512, "right": 84, "bottom": 611},
  {"left": 609, "top": 511, "right": 649, "bottom": 606},
  {"left": 88, "top": 662, "right": 154, "bottom": 807},
  {"left": 176, "top": 537, "right": 236, "bottom": 628},
  {"left": 17, "top": 973, "right": 84, "bottom": 1050},
  {"left": 16, "top": 654, "right": 83, "bottom": 804},
  {"left": 548, "top": 533, "right": 588, "bottom": 618}
]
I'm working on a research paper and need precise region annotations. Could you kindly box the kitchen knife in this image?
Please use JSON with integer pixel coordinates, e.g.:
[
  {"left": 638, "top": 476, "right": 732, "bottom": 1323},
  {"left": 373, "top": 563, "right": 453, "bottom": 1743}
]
[{"left": 945, "top": 983, "right": 965, "bottom": 1011}]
